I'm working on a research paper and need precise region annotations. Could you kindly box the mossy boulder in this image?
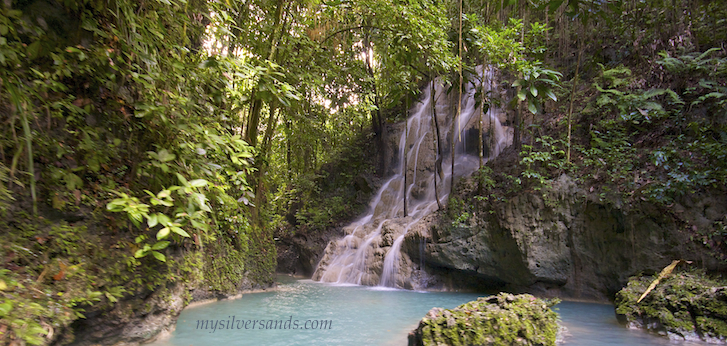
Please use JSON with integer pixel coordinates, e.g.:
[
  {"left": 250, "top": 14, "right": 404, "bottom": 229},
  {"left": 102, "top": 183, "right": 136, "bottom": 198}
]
[
  {"left": 408, "top": 293, "right": 560, "bottom": 346},
  {"left": 615, "top": 271, "right": 727, "bottom": 343}
]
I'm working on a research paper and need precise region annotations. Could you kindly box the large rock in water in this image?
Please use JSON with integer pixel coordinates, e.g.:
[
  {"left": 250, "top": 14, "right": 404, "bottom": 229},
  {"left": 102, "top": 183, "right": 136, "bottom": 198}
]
[
  {"left": 408, "top": 293, "right": 560, "bottom": 346},
  {"left": 615, "top": 271, "right": 727, "bottom": 343}
]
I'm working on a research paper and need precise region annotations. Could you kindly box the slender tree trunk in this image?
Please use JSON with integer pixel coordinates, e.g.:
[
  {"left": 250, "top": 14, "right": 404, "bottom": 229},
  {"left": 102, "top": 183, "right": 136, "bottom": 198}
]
[
  {"left": 431, "top": 79, "right": 443, "bottom": 210},
  {"left": 247, "top": 0, "right": 289, "bottom": 226},
  {"left": 262, "top": 102, "right": 279, "bottom": 156},
  {"left": 451, "top": 0, "right": 463, "bottom": 194},
  {"left": 403, "top": 98, "right": 408, "bottom": 217},
  {"left": 285, "top": 118, "right": 292, "bottom": 180},
  {"left": 479, "top": 65, "right": 485, "bottom": 169},
  {"left": 567, "top": 38, "right": 583, "bottom": 164},
  {"left": 364, "top": 30, "right": 386, "bottom": 176},
  {"left": 513, "top": 10, "right": 527, "bottom": 152},
  {"left": 245, "top": 0, "right": 286, "bottom": 148},
  {"left": 513, "top": 94, "right": 521, "bottom": 151},
  {"left": 246, "top": 99, "right": 263, "bottom": 147},
  {"left": 227, "top": 0, "right": 251, "bottom": 56}
]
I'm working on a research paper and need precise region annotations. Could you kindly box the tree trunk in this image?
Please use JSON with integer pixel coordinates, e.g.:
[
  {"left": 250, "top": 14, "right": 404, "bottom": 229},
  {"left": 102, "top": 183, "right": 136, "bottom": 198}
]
[
  {"left": 430, "top": 79, "right": 443, "bottom": 210},
  {"left": 452, "top": 0, "right": 463, "bottom": 194},
  {"left": 479, "top": 65, "right": 485, "bottom": 169},
  {"left": 245, "top": 99, "right": 263, "bottom": 147},
  {"left": 364, "top": 30, "right": 386, "bottom": 176},
  {"left": 566, "top": 40, "right": 583, "bottom": 164},
  {"left": 285, "top": 118, "right": 292, "bottom": 180},
  {"left": 403, "top": 98, "right": 408, "bottom": 217},
  {"left": 262, "top": 102, "right": 279, "bottom": 156}
]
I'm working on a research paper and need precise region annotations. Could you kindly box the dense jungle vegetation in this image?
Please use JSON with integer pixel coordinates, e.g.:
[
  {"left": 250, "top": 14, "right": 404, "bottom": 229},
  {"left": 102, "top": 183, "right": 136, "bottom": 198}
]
[{"left": 0, "top": 0, "right": 725, "bottom": 344}]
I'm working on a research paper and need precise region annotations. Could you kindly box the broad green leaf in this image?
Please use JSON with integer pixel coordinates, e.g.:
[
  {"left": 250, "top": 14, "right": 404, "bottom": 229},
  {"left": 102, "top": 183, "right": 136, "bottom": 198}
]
[
  {"left": 106, "top": 199, "right": 126, "bottom": 211},
  {"left": 546, "top": 89, "right": 557, "bottom": 101},
  {"left": 191, "top": 219, "right": 209, "bottom": 231},
  {"left": 152, "top": 241, "right": 170, "bottom": 250},
  {"left": 193, "top": 193, "right": 207, "bottom": 208},
  {"left": 157, "top": 227, "right": 170, "bottom": 240},
  {"left": 176, "top": 173, "right": 189, "bottom": 187},
  {"left": 134, "top": 249, "right": 147, "bottom": 258},
  {"left": 171, "top": 226, "right": 190, "bottom": 237},
  {"left": 157, "top": 149, "right": 176, "bottom": 162},
  {"left": 517, "top": 90, "right": 527, "bottom": 101},
  {"left": 157, "top": 213, "right": 171, "bottom": 226},
  {"left": 528, "top": 99, "right": 538, "bottom": 114},
  {"left": 152, "top": 251, "right": 166, "bottom": 262},
  {"left": 189, "top": 179, "right": 208, "bottom": 188},
  {"left": 147, "top": 214, "right": 158, "bottom": 228}
]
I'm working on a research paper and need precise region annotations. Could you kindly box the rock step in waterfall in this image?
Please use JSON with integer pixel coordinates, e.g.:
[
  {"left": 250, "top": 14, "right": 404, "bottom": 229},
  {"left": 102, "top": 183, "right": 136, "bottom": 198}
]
[{"left": 313, "top": 66, "right": 512, "bottom": 289}]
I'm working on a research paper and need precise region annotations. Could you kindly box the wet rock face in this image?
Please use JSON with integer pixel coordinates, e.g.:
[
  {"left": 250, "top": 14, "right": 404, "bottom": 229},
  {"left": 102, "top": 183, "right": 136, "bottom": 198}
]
[
  {"left": 408, "top": 293, "right": 560, "bottom": 346},
  {"left": 615, "top": 271, "right": 727, "bottom": 343},
  {"left": 402, "top": 174, "right": 726, "bottom": 299}
]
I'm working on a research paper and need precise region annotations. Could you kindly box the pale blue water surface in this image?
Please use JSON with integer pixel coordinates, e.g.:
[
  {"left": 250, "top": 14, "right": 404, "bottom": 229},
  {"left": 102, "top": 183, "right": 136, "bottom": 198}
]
[{"left": 148, "top": 275, "right": 710, "bottom": 346}]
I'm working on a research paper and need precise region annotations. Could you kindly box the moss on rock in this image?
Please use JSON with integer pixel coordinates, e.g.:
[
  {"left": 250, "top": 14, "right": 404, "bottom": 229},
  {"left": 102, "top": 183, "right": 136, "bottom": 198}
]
[
  {"left": 615, "top": 270, "right": 727, "bottom": 343},
  {"left": 408, "top": 293, "right": 560, "bottom": 346}
]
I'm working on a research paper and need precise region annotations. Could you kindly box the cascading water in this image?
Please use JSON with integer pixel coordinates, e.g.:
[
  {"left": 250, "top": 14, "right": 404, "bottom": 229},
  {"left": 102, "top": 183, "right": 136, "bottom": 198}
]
[{"left": 313, "top": 66, "right": 510, "bottom": 288}]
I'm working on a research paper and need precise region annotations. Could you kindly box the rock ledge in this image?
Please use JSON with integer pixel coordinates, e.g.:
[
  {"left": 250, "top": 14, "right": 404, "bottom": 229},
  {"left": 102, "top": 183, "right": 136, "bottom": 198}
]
[{"left": 615, "top": 271, "right": 727, "bottom": 343}]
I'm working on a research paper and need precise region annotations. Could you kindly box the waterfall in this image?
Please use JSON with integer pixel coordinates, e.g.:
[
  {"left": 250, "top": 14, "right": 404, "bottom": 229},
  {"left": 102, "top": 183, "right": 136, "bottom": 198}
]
[{"left": 313, "top": 66, "right": 510, "bottom": 288}]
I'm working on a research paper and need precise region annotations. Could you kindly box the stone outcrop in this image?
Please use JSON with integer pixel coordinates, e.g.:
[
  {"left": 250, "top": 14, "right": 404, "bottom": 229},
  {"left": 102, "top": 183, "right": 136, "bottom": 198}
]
[
  {"left": 615, "top": 271, "right": 727, "bottom": 343},
  {"left": 407, "top": 293, "right": 560, "bottom": 346},
  {"left": 65, "top": 281, "right": 274, "bottom": 346},
  {"left": 400, "top": 173, "right": 726, "bottom": 299}
]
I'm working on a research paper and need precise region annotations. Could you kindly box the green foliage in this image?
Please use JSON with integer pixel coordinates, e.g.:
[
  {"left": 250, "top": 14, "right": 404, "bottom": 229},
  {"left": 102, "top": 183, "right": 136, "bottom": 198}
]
[
  {"left": 1, "top": 221, "right": 142, "bottom": 345},
  {"left": 0, "top": 0, "right": 281, "bottom": 343},
  {"left": 267, "top": 122, "right": 376, "bottom": 237},
  {"left": 593, "top": 64, "right": 683, "bottom": 125},
  {"left": 447, "top": 196, "right": 473, "bottom": 228},
  {"left": 521, "top": 135, "right": 568, "bottom": 188},
  {"left": 512, "top": 65, "right": 562, "bottom": 114},
  {"left": 0, "top": 163, "right": 14, "bottom": 215},
  {"left": 474, "top": 166, "right": 496, "bottom": 191},
  {"left": 575, "top": 57, "right": 727, "bottom": 207},
  {"left": 469, "top": 17, "right": 562, "bottom": 113}
]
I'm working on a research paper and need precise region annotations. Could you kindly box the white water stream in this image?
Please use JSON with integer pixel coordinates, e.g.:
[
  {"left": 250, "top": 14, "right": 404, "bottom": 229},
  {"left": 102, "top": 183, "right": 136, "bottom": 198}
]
[{"left": 314, "top": 67, "right": 510, "bottom": 288}]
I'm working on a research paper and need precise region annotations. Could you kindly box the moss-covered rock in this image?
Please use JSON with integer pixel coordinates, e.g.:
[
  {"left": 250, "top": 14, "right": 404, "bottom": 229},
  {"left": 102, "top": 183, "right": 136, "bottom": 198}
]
[
  {"left": 408, "top": 293, "right": 560, "bottom": 346},
  {"left": 615, "top": 271, "right": 727, "bottom": 343}
]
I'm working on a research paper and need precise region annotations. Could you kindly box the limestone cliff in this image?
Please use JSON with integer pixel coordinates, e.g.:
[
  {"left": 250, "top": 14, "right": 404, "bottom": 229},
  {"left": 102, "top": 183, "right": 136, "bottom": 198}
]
[{"left": 400, "top": 173, "right": 726, "bottom": 300}]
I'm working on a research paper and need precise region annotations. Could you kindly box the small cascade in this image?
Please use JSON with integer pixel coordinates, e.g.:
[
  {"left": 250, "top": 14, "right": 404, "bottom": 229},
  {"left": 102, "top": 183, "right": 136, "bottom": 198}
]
[{"left": 313, "top": 66, "right": 510, "bottom": 288}]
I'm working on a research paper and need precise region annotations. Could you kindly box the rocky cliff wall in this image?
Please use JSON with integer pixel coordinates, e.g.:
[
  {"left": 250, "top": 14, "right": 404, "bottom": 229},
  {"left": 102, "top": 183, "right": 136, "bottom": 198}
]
[{"left": 400, "top": 174, "right": 726, "bottom": 300}]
